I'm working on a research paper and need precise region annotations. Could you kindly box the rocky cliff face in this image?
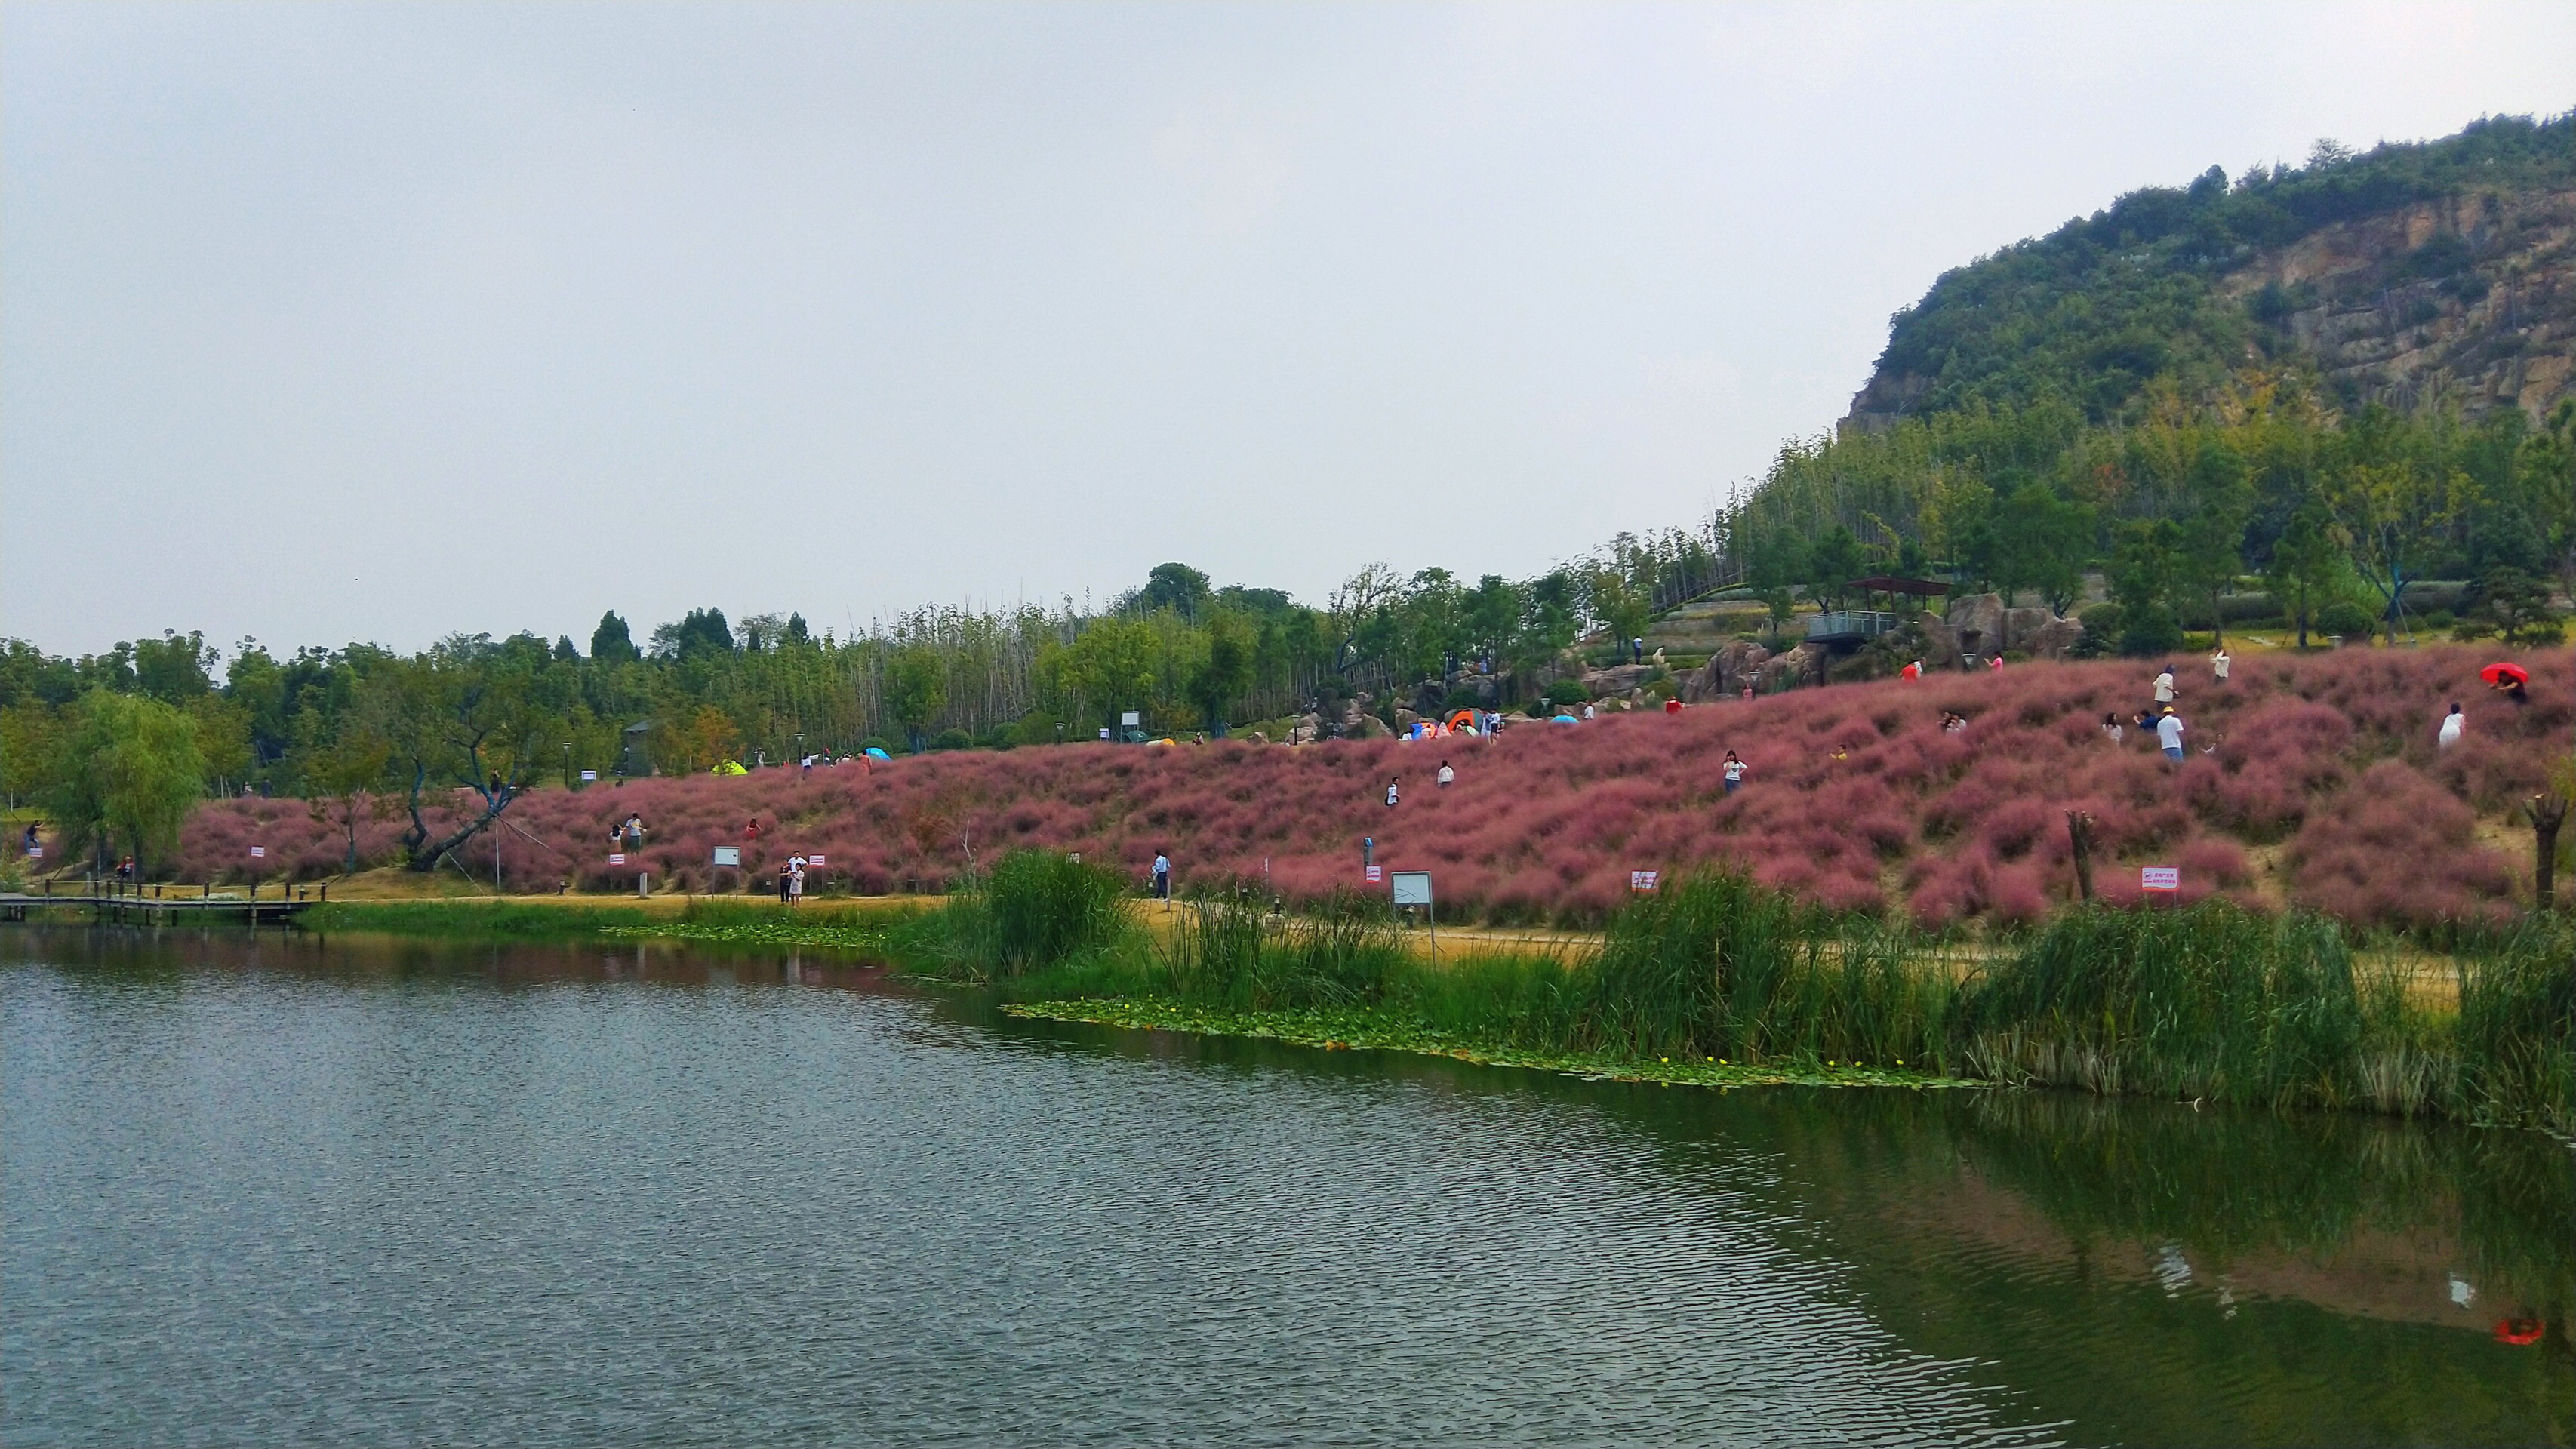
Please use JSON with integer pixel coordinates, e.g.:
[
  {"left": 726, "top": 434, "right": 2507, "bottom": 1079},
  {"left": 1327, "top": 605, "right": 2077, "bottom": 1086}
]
[{"left": 2219, "top": 186, "right": 2575, "bottom": 417}]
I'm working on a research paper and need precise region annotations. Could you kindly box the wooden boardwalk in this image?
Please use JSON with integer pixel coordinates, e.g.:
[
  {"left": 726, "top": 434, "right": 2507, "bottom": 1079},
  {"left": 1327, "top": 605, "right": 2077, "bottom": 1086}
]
[{"left": 1, "top": 885, "right": 320, "bottom": 926}]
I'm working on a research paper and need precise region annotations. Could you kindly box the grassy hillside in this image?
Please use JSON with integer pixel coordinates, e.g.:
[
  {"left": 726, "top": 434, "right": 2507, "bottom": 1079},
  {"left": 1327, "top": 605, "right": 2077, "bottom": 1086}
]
[{"left": 169, "top": 644, "right": 2568, "bottom": 933}]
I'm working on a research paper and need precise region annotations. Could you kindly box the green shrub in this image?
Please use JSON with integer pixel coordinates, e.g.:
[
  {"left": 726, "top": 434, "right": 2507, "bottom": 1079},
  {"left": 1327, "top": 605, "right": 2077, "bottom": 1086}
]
[
  {"left": 1544, "top": 679, "right": 1590, "bottom": 708},
  {"left": 927, "top": 849, "right": 1135, "bottom": 979},
  {"left": 2316, "top": 600, "right": 2377, "bottom": 638},
  {"left": 931, "top": 727, "right": 974, "bottom": 752}
]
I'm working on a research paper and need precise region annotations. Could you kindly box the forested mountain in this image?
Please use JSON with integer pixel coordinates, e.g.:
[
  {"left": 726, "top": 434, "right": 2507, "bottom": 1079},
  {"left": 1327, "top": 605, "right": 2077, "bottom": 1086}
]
[
  {"left": 1845, "top": 113, "right": 2576, "bottom": 426},
  {"left": 1728, "top": 112, "right": 2575, "bottom": 663}
]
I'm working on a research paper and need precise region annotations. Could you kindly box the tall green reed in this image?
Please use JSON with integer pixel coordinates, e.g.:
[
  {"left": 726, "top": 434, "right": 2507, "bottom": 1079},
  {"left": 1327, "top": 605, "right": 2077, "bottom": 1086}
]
[{"left": 2454, "top": 914, "right": 2575, "bottom": 1131}]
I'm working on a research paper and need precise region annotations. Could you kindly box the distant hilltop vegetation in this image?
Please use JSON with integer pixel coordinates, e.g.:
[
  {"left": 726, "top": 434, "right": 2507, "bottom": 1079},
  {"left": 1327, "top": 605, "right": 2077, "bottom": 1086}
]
[{"left": 1845, "top": 113, "right": 2576, "bottom": 429}]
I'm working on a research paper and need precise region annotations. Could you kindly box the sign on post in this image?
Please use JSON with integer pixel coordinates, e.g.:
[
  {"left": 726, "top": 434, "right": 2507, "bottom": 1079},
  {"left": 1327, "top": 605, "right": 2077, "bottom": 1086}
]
[
  {"left": 1364, "top": 865, "right": 1382, "bottom": 884},
  {"left": 608, "top": 853, "right": 627, "bottom": 866},
  {"left": 807, "top": 854, "right": 826, "bottom": 867},
  {"left": 2141, "top": 866, "right": 2180, "bottom": 892},
  {"left": 1630, "top": 870, "right": 1660, "bottom": 893},
  {"left": 1121, "top": 711, "right": 1140, "bottom": 728},
  {"left": 580, "top": 769, "right": 598, "bottom": 782},
  {"left": 712, "top": 847, "right": 742, "bottom": 867},
  {"left": 249, "top": 846, "right": 265, "bottom": 860},
  {"left": 1390, "top": 871, "right": 1436, "bottom": 960}
]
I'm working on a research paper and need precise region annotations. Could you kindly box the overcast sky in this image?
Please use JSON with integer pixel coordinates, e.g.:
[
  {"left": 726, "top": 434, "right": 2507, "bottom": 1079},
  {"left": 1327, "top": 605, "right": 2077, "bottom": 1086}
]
[{"left": 6, "top": 3, "right": 2571, "bottom": 658}]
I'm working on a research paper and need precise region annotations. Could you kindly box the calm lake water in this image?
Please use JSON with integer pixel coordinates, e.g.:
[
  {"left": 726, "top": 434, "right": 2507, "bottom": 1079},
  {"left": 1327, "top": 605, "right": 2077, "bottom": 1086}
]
[{"left": 4, "top": 928, "right": 2569, "bottom": 1448}]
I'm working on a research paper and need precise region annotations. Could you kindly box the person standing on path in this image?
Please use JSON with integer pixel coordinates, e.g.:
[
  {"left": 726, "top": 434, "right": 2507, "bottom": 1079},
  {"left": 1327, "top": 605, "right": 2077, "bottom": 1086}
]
[
  {"left": 1385, "top": 778, "right": 1401, "bottom": 808},
  {"left": 2211, "top": 647, "right": 2230, "bottom": 685},
  {"left": 2156, "top": 707, "right": 2186, "bottom": 761},
  {"left": 1722, "top": 750, "right": 1749, "bottom": 795},
  {"left": 1151, "top": 849, "right": 1171, "bottom": 907},
  {"left": 2438, "top": 703, "right": 2464, "bottom": 749},
  {"left": 787, "top": 855, "right": 808, "bottom": 906},
  {"left": 1436, "top": 760, "right": 1454, "bottom": 789}
]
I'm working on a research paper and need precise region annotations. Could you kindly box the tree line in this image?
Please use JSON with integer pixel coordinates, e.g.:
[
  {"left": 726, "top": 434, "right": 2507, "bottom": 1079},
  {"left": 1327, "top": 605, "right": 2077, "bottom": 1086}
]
[
  {"left": 0, "top": 528, "right": 1721, "bottom": 877},
  {"left": 1726, "top": 378, "right": 2574, "bottom": 655}
]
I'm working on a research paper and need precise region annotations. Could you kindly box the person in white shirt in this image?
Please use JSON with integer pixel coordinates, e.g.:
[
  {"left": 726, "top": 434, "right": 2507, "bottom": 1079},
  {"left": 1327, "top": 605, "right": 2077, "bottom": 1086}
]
[
  {"left": 1436, "top": 761, "right": 1455, "bottom": 788},
  {"left": 2156, "top": 708, "right": 2186, "bottom": 761},
  {"left": 1384, "top": 779, "right": 1400, "bottom": 808},
  {"left": 1722, "top": 751, "right": 1749, "bottom": 795},
  {"left": 2104, "top": 712, "right": 2123, "bottom": 744},
  {"left": 2438, "top": 703, "right": 2464, "bottom": 749},
  {"left": 2211, "top": 648, "right": 2231, "bottom": 684},
  {"left": 2153, "top": 666, "right": 2177, "bottom": 706}
]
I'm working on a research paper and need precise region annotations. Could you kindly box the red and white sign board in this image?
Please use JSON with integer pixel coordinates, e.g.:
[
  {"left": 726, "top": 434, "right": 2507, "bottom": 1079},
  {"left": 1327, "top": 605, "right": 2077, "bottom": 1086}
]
[
  {"left": 2141, "top": 866, "right": 2180, "bottom": 892},
  {"left": 806, "top": 854, "right": 826, "bottom": 866},
  {"left": 1364, "top": 865, "right": 1382, "bottom": 883},
  {"left": 1630, "top": 870, "right": 1660, "bottom": 892},
  {"left": 608, "top": 853, "right": 626, "bottom": 866}
]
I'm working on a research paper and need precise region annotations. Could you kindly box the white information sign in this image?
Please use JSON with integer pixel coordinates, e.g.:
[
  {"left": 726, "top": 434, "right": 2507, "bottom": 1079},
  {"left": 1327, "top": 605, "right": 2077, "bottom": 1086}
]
[
  {"left": 806, "top": 854, "right": 826, "bottom": 866},
  {"left": 1391, "top": 871, "right": 1433, "bottom": 906},
  {"left": 1630, "top": 870, "right": 1660, "bottom": 892},
  {"left": 608, "top": 853, "right": 626, "bottom": 866},
  {"left": 580, "top": 769, "right": 598, "bottom": 782},
  {"left": 2141, "top": 866, "right": 2180, "bottom": 892},
  {"left": 712, "top": 847, "right": 742, "bottom": 867},
  {"left": 1364, "top": 865, "right": 1382, "bottom": 884},
  {"left": 1121, "top": 711, "right": 1140, "bottom": 728},
  {"left": 249, "top": 846, "right": 265, "bottom": 859}
]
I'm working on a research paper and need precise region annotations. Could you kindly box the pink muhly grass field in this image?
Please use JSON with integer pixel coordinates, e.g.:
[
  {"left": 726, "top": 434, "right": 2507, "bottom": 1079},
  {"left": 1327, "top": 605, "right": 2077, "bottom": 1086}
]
[{"left": 174, "top": 644, "right": 2569, "bottom": 930}]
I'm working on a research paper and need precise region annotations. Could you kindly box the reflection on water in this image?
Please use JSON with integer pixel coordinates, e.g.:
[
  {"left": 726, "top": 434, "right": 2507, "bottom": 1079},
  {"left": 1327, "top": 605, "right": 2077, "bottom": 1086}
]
[{"left": 4, "top": 926, "right": 2568, "bottom": 1447}]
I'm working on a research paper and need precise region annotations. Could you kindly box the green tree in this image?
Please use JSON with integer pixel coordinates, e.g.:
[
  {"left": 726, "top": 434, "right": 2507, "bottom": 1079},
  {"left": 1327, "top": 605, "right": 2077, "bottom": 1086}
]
[
  {"left": 883, "top": 645, "right": 949, "bottom": 752},
  {"left": 1189, "top": 614, "right": 1254, "bottom": 734},
  {"left": 1804, "top": 525, "right": 1867, "bottom": 611},
  {"left": 43, "top": 690, "right": 204, "bottom": 876},
  {"left": 2453, "top": 567, "right": 2567, "bottom": 646},
  {"left": 297, "top": 714, "right": 392, "bottom": 875},
  {"left": 2319, "top": 420, "right": 2473, "bottom": 643},
  {"left": 2108, "top": 518, "right": 2185, "bottom": 655},
  {"left": 2261, "top": 506, "right": 2340, "bottom": 648},
  {"left": 1141, "top": 563, "right": 1214, "bottom": 621},
  {"left": 589, "top": 611, "right": 639, "bottom": 663}
]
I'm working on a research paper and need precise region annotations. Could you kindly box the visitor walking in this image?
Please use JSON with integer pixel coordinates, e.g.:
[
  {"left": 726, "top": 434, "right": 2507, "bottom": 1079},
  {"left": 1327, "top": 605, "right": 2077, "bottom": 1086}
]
[
  {"left": 1385, "top": 778, "right": 1401, "bottom": 808},
  {"left": 2438, "top": 703, "right": 2464, "bottom": 749},
  {"left": 1436, "top": 760, "right": 1455, "bottom": 788},
  {"left": 1632, "top": 636, "right": 1645, "bottom": 665},
  {"left": 2211, "top": 647, "right": 2231, "bottom": 685},
  {"left": 22, "top": 822, "right": 39, "bottom": 853},
  {"left": 2153, "top": 665, "right": 2177, "bottom": 707},
  {"left": 1722, "top": 750, "right": 1749, "bottom": 795},
  {"left": 2156, "top": 707, "right": 2186, "bottom": 761},
  {"left": 1581, "top": 702, "right": 1596, "bottom": 721},
  {"left": 787, "top": 856, "right": 808, "bottom": 905},
  {"left": 776, "top": 860, "right": 793, "bottom": 899},
  {"left": 1151, "top": 849, "right": 1171, "bottom": 906},
  {"left": 1900, "top": 660, "right": 1921, "bottom": 681},
  {"left": 744, "top": 818, "right": 761, "bottom": 841},
  {"left": 2103, "top": 712, "right": 2123, "bottom": 744}
]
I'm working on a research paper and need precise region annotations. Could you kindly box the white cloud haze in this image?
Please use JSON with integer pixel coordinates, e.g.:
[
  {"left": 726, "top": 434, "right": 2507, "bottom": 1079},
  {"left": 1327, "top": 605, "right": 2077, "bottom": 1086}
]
[{"left": 5, "top": 2, "right": 2571, "bottom": 655}]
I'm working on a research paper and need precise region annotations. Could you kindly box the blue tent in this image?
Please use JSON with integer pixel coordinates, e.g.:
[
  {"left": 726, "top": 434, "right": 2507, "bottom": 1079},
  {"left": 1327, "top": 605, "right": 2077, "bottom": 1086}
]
[
  {"left": 1551, "top": 714, "right": 1580, "bottom": 724},
  {"left": 864, "top": 746, "right": 892, "bottom": 761}
]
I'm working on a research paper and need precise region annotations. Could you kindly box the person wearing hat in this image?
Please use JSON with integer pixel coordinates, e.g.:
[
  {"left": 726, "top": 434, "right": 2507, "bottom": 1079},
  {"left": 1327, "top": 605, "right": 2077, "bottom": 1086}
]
[{"left": 2155, "top": 706, "right": 2186, "bottom": 761}]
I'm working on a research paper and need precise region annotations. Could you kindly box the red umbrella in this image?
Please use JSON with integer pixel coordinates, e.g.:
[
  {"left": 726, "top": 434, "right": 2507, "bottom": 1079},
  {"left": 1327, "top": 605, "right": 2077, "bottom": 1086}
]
[{"left": 2481, "top": 662, "right": 2530, "bottom": 687}]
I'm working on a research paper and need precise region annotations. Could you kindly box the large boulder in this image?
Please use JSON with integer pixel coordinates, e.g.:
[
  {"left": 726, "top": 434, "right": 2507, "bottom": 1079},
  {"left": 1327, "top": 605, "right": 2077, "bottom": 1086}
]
[
  {"left": 1946, "top": 592, "right": 2008, "bottom": 657},
  {"left": 1584, "top": 663, "right": 1656, "bottom": 697},
  {"left": 1944, "top": 593, "right": 2084, "bottom": 660},
  {"left": 1752, "top": 643, "right": 1825, "bottom": 694},
  {"left": 2022, "top": 615, "right": 2087, "bottom": 660},
  {"left": 1697, "top": 640, "right": 1772, "bottom": 698}
]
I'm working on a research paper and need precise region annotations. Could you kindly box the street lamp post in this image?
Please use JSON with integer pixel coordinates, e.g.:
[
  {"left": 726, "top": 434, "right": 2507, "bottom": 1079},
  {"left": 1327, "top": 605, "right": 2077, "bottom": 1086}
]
[{"left": 562, "top": 743, "right": 573, "bottom": 790}]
